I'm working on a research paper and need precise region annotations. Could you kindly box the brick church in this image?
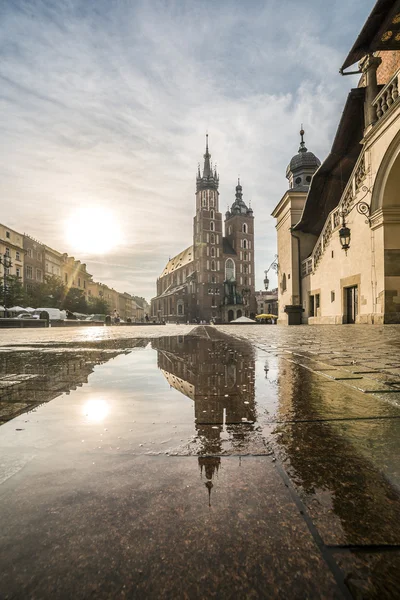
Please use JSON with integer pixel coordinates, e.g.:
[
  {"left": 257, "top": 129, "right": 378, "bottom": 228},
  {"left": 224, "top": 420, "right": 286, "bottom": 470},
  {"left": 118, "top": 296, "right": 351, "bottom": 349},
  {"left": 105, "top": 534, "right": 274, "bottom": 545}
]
[{"left": 151, "top": 137, "right": 256, "bottom": 323}]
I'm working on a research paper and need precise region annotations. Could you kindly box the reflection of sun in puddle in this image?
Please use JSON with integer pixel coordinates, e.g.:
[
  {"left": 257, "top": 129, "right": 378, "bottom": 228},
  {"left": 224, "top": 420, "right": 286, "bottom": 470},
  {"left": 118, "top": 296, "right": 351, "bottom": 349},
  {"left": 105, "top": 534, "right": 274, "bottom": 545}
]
[{"left": 83, "top": 398, "right": 109, "bottom": 422}]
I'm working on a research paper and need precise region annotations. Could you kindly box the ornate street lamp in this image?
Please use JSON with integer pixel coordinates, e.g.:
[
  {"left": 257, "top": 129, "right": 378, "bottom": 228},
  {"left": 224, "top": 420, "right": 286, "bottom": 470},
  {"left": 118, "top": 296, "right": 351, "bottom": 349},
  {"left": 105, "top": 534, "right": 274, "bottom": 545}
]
[
  {"left": 339, "top": 220, "right": 351, "bottom": 254},
  {"left": 264, "top": 255, "right": 278, "bottom": 291},
  {"left": 339, "top": 186, "right": 371, "bottom": 254}
]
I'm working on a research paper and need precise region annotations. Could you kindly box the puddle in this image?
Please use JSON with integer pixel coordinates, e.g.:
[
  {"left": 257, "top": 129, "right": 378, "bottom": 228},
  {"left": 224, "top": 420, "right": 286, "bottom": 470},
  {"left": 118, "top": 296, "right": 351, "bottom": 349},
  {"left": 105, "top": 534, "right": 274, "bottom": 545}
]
[{"left": 2, "top": 327, "right": 400, "bottom": 597}]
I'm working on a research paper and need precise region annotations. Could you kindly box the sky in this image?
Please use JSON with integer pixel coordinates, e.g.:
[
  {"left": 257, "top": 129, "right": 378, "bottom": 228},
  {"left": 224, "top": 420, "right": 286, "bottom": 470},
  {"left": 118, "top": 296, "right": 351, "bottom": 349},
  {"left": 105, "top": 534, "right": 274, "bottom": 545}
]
[{"left": 0, "top": 0, "right": 375, "bottom": 300}]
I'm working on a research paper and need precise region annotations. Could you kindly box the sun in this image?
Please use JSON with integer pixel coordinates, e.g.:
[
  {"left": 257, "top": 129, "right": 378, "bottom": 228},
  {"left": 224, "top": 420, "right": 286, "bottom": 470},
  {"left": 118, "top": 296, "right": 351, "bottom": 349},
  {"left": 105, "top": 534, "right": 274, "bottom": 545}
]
[{"left": 65, "top": 206, "right": 122, "bottom": 254}]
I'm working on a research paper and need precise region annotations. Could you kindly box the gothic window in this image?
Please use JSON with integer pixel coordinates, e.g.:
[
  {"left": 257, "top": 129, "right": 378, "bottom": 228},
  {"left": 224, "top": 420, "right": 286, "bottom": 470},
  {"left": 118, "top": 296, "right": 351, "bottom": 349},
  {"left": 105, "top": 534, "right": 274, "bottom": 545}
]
[
  {"left": 210, "top": 209, "right": 215, "bottom": 219},
  {"left": 244, "top": 264, "right": 248, "bottom": 274},
  {"left": 177, "top": 302, "right": 184, "bottom": 315},
  {"left": 211, "top": 260, "right": 216, "bottom": 271},
  {"left": 211, "top": 247, "right": 215, "bottom": 257},
  {"left": 244, "top": 252, "right": 247, "bottom": 260},
  {"left": 242, "top": 223, "right": 248, "bottom": 233},
  {"left": 210, "top": 233, "right": 215, "bottom": 244},
  {"left": 243, "top": 239, "right": 247, "bottom": 249},
  {"left": 210, "top": 221, "right": 215, "bottom": 231},
  {"left": 211, "top": 275, "right": 216, "bottom": 283},
  {"left": 225, "top": 258, "right": 235, "bottom": 282}
]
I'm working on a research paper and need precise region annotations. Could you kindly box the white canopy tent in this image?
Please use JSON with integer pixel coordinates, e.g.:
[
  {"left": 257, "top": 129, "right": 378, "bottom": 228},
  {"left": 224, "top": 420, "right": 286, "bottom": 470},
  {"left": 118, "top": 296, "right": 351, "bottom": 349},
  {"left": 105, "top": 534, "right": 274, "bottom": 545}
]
[{"left": 231, "top": 316, "right": 256, "bottom": 323}]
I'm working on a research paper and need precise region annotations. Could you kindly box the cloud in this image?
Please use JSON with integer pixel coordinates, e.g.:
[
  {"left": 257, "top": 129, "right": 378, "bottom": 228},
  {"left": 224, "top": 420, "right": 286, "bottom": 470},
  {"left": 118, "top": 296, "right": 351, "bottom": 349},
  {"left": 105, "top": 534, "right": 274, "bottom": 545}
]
[{"left": 0, "top": 0, "right": 374, "bottom": 298}]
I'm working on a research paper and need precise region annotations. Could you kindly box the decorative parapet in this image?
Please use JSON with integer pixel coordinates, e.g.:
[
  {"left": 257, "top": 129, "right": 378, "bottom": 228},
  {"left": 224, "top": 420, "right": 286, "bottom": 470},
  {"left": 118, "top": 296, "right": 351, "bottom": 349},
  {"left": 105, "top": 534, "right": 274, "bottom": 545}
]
[
  {"left": 373, "top": 68, "right": 400, "bottom": 123},
  {"left": 301, "top": 154, "right": 367, "bottom": 277}
]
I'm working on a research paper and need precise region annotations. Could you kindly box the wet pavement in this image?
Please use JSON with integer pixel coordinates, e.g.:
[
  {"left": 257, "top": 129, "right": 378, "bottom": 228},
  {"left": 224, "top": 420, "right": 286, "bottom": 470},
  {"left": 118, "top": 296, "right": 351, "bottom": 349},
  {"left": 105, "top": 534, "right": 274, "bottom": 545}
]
[{"left": 0, "top": 325, "right": 400, "bottom": 598}]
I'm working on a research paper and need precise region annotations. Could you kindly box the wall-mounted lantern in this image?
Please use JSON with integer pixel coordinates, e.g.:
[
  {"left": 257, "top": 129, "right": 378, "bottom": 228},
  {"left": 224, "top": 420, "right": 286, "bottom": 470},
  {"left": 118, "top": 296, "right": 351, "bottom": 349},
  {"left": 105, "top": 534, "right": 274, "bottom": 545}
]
[
  {"left": 339, "top": 186, "right": 371, "bottom": 254},
  {"left": 264, "top": 255, "right": 279, "bottom": 290}
]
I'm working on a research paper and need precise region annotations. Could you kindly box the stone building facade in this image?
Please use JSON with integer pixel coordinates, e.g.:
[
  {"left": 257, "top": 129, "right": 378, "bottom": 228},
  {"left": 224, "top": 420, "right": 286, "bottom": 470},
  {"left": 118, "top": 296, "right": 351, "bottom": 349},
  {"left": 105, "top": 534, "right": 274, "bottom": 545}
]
[
  {"left": 273, "top": 0, "right": 400, "bottom": 325},
  {"left": 23, "top": 235, "right": 45, "bottom": 295},
  {"left": 0, "top": 224, "right": 24, "bottom": 283},
  {"left": 151, "top": 138, "right": 256, "bottom": 322}
]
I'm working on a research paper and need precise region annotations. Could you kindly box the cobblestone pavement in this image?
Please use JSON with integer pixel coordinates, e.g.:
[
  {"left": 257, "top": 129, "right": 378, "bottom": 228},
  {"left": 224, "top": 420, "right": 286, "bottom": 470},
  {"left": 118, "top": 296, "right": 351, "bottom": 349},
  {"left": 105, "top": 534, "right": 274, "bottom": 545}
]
[
  {"left": 1, "top": 324, "right": 400, "bottom": 598},
  {"left": 218, "top": 324, "right": 400, "bottom": 402}
]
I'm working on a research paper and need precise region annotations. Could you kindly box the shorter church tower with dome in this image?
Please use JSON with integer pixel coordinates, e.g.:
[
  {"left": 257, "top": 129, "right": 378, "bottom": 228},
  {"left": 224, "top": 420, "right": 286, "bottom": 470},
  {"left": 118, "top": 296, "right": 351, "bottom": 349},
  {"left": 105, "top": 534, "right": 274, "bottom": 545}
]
[
  {"left": 271, "top": 129, "right": 321, "bottom": 324},
  {"left": 151, "top": 137, "right": 257, "bottom": 323}
]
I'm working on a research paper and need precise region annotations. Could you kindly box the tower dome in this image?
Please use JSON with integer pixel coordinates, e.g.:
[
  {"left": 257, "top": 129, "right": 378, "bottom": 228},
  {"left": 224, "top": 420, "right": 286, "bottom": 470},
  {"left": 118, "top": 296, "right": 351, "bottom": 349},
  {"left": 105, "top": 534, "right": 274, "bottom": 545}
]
[{"left": 286, "top": 128, "right": 320, "bottom": 189}]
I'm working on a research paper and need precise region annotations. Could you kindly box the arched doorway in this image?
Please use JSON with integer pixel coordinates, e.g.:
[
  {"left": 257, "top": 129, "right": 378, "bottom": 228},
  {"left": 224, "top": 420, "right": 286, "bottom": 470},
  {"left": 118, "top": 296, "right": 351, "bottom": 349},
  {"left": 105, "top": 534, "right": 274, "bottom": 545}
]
[
  {"left": 371, "top": 135, "right": 400, "bottom": 323},
  {"left": 228, "top": 309, "right": 234, "bottom": 322},
  {"left": 236, "top": 309, "right": 242, "bottom": 318}
]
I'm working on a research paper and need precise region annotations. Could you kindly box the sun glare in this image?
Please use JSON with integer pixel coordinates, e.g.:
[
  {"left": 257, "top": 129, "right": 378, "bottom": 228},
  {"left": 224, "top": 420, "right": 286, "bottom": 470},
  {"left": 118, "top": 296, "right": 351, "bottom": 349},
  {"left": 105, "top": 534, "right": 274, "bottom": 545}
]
[
  {"left": 65, "top": 206, "right": 122, "bottom": 254},
  {"left": 83, "top": 398, "right": 110, "bottom": 422}
]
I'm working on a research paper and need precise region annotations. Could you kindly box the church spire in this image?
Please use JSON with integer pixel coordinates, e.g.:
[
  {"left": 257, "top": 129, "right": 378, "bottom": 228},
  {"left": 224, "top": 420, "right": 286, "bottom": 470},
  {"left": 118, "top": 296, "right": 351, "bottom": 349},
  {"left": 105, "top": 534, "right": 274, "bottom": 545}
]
[
  {"left": 203, "top": 133, "right": 211, "bottom": 178},
  {"left": 196, "top": 134, "right": 219, "bottom": 192},
  {"left": 298, "top": 125, "right": 307, "bottom": 153}
]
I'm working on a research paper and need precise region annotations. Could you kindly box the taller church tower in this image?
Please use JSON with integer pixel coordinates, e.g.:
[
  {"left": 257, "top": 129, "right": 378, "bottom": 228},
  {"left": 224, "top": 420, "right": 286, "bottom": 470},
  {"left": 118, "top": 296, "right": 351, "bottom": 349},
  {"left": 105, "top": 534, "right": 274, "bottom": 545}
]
[{"left": 193, "top": 136, "right": 224, "bottom": 321}]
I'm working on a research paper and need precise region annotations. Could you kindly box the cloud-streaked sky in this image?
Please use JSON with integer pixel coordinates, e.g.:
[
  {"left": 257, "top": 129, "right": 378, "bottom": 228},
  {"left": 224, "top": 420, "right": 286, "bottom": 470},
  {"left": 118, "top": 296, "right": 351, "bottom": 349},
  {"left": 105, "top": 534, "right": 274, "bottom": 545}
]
[{"left": 0, "top": 0, "right": 374, "bottom": 299}]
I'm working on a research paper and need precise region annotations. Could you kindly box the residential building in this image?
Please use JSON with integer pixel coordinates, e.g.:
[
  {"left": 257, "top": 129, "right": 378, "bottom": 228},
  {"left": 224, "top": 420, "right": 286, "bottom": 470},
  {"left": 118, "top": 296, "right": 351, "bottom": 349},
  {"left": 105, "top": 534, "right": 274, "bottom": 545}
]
[
  {"left": 255, "top": 289, "right": 278, "bottom": 316},
  {"left": 151, "top": 137, "right": 256, "bottom": 323},
  {"left": 272, "top": 0, "right": 400, "bottom": 325},
  {"left": 44, "top": 246, "right": 63, "bottom": 280},
  {"left": 23, "top": 235, "right": 45, "bottom": 295},
  {"left": 0, "top": 224, "right": 24, "bottom": 281},
  {"left": 62, "top": 255, "right": 92, "bottom": 299}
]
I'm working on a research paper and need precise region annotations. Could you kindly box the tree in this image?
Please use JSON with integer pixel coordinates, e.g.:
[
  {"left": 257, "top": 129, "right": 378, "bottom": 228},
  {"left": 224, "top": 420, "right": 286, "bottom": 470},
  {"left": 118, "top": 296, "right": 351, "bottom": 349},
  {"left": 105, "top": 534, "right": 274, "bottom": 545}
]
[
  {"left": 26, "top": 275, "right": 67, "bottom": 308},
  {"left": 63, "top": 288, "right": 88, "bottom": 313},
  {"left": 87, "top": 296, "right": 110, "bottom": 314},
  {"left": 0, "top": 275, "right": 27, "bottom": 308}
]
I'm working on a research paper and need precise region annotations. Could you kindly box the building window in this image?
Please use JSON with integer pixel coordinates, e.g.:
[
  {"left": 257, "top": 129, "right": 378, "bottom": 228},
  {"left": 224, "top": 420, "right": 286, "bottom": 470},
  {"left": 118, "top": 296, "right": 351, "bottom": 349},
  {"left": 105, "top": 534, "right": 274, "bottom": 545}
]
[
  {"left": 211, "top": 247, "right": 215, "bottom": 257},
  {"left": 211, "top": 260, "right": 216, "bottom": 271},
  {"left": 225, "top": 258, "right": 235, "bottom": 281},
  {"left": 36, "top": 269, "right": 42, "bottom": 281},
  {"left": 5, "top": 247, "right": 10, "bottom": 257},
  {"left": 78, "top": 278, "right": 81, "bottom": 287},
  {"left": 243, "top": 239, "right": 247, "bottom": 249},
  {"left": 210, "top": 221, "right": 215, "bottom": 231},
  {"left": 26, "top": 265, "right": 33, "bottom": 279},
  {"left": 331, "top": 291, "right": 335, "bottom": 302},
  {"left": 210, "top": 209, "right": 215, "bottom": 219},
  {"left": 242, "top": 223, "right": 248, "bottom": 234},
  {"left": 16, "top": 267, "right": 20, "bottom": 278},
  {"left": 27, "top": 248, "right": 32, "bottom": 258},
  {"left": 211, "top": 275, "right": 216, "bottom": 283},
  {"left": 210, "top": 233, "right": 215, "bottom": 244},
  {"left": 6, "top": 231, "right": 10, "bottom": 238},
  {"left": 16, "top": 251, "right": 20, "bottom": 261}
]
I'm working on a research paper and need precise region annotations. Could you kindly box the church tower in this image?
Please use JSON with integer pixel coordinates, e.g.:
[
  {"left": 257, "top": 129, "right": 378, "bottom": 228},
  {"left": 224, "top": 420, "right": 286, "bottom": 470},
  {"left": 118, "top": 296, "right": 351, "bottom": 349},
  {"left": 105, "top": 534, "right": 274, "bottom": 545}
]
[
  {"left": 224, "top": 180, "right": 256, "bottom": 318},
  {"left": 193, "top": 135, "right": 224, "bottom": 321}
]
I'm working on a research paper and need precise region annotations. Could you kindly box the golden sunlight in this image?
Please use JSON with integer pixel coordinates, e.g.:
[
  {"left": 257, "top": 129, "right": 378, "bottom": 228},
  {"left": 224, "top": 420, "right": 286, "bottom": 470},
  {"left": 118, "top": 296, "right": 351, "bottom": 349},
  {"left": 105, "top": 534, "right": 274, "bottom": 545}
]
[
  {"left": 83, "top": 398, "right": 110, "bottom": 422},
  {"left": 65, "top": 206, "right": 122, "bottom": 254}
]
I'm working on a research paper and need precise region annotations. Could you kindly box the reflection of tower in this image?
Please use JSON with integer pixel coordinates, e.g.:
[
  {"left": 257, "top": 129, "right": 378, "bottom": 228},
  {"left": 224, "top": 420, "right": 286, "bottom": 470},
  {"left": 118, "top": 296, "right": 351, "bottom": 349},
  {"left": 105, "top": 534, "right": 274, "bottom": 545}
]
[
  {"left": 152, "top": 330, "right": 256, "bottom": 504},
  {"left": 199, "top": 456, "right": 220, "bottom": 506}
]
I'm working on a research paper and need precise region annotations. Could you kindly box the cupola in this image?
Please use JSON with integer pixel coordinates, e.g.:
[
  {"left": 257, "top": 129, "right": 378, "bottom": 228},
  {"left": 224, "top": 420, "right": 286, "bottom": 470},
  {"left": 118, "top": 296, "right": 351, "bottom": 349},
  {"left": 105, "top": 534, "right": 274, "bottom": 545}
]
[{"left": 286, "top": 128, "right": 321, "bottom": 190}]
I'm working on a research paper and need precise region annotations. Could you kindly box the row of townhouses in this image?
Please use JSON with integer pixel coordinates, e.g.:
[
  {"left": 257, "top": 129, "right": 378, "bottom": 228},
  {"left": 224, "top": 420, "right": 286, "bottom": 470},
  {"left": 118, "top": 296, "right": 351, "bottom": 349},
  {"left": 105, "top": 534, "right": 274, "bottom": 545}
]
[{"left": 0, "top": 223, "right": 147, "bottom": 321}]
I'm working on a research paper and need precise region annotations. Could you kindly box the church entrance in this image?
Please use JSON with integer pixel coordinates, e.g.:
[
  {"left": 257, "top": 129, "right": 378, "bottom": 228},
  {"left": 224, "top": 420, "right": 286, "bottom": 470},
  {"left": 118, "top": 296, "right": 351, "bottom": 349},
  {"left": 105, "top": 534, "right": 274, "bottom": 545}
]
[
  {"left": 345, "top": 286, "right": 358, "bottom": 324},
  {"left": 228, "top": 309, "right": 234, "bottom": 322}
]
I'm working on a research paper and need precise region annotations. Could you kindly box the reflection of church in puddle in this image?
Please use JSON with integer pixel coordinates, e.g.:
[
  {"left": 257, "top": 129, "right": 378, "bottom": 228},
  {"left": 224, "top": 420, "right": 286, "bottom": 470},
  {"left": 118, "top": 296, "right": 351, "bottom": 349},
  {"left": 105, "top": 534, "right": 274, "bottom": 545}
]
[{"left": 152, "top": 333, "right": 256, "bottom": 504}]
